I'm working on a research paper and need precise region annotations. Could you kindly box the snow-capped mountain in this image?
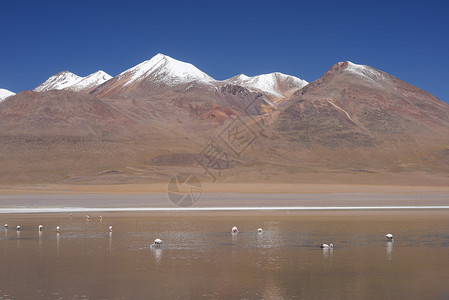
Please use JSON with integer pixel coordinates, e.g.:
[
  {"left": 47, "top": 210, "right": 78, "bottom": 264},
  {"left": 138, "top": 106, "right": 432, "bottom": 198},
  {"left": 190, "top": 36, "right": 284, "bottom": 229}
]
[
  {"left": 225, "top": 72, "right": 308, "bottom": 99},
  {"left": 34, "top": 70, "right": 112, "bottom": 92},
  {"left": 67, "top": 71, "right": 112, "bottom": 91},
  {"left": 0, "top": 88, "right": 15, "bottom": 102},
  {"left": 93, "top": 53, "right": 308, "bottom": 101},
  {"left": 119, "top": 53, "right": 214, "bottom": 86},
  {"left": 92, "top": 53, "right": 215, "bottom": 97}
]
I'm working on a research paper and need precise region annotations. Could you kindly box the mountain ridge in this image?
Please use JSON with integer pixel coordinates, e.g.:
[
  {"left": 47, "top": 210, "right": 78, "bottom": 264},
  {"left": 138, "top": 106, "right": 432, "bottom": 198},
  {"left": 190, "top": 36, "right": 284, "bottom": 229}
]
[
  {"left": 31, "top": 54, "right": 308, "bottom": 101},
  {"left": 33, "top": 70, "right": 112, "bottom": 93},
  {"left": 1, "top": 57, "right": 449, "bottom": 185}
]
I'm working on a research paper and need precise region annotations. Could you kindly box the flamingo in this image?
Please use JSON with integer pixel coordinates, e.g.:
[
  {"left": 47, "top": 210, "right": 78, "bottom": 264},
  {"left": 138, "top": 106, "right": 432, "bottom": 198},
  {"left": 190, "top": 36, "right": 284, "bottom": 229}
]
[
  {"left": 231, "top": 226, "right": 239, "bottom": 234},
  {"left": 150, "top": 239, "right": 163, "bottom": 248},
  {"left": 86, "top": 215, "right": 90, "bottom": 220},
  {"left": 4, "top": 224, "right": 7, "bottom": 229},
  {"left": 100, "top": 216, "right": 103, "bottom": 221},
  {"left": 56, "top": 226, "right": 60, "bottom": 233},
  {"left": 257, "top": 228, "right": 263, "bottom": 233},
  {"left": 16, "top": 225, "right": 21, "bottom": 231},
  {"left": 109, "top": 226, "right": 113, "bottom": 232},
  {"left": 385, "top": 233, "right": 394, "bottom": 240},
  {"left": 38, "top": 225, "right": 43, "bottom": 231},
  {"left": 320, "top": 243, "right": 334, "bottom": 249}
]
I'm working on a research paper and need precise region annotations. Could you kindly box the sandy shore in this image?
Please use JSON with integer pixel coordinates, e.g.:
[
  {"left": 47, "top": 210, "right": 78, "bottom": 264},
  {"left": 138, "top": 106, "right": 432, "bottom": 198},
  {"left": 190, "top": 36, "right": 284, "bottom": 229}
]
[
  {"left": 2, "top": 182, "right": 449, "bottom": 194},
  {"left": 1, "top": 183, "right": 449, "bottom": 213},
  {"left": 1, "top": 206, "right": 449, "bottom": 214},
  {"left": 0, "top": 189, "right": 448, "bottom": 212}
]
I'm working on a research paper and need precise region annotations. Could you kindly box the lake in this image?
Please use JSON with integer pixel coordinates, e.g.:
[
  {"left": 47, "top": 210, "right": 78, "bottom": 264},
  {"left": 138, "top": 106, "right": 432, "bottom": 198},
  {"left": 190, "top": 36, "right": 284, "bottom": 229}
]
[{"left": 1, "top": 210, "right": 449, "bottom": 299}]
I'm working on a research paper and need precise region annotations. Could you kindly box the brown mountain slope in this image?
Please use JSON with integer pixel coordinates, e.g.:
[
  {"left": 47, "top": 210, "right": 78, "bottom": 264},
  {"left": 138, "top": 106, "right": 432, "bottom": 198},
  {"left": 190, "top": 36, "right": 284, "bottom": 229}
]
[
  {"left": 254, "top": 61, "right": 449, "bottom": 174},
  {"left": 0, "top": 90, "right": 148, "bottom": 140},
  {"left": 275, "top": 61, "right": 449, "bottom": 144},
  {"left": 0, "top": 90, "right": 196, "bottom": 184},
  {"left": 96, "top": 81, "right": 276, "bottom": 132}
]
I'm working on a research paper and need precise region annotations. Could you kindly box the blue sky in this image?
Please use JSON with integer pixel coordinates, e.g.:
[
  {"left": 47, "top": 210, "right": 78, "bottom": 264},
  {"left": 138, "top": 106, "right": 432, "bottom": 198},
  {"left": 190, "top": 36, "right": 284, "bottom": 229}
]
[{"left": 1, "top": 0, "right": 448, "bottom": 102}]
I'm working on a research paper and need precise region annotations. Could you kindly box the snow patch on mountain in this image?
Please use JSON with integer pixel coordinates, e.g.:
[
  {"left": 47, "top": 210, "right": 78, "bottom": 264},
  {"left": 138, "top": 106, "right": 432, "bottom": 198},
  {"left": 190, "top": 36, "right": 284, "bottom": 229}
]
[
  {"left": 119, "top": 53, "right": 214, "bottom": 86},
  {"left": 34, "top": 70, "right": 112, "bottom": 92},
  {"left": 344, "top": 61, "right": 386, "bottom": 83},
  {"left": 0, "top": 88, "right": 15, "bottom": 102},
  {"left": 225, "top": 72, "right": 308, "bottom": 98},
  {"left": 34, "top": 71, "right": 83, "bottom": 92},
  {"left": 68, "top": 71, "right": 112, "bottom": 91}
]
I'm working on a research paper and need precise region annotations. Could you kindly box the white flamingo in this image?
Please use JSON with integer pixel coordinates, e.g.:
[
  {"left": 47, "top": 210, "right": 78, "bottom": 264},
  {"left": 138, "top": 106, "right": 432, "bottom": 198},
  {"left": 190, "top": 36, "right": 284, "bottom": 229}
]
[
  {"left": 86, "top": 215, "right": 90, "bottom": 220},
  {"left": 16, "top": 225, "right": 21, "bottom": 231},
  {"left": 320, "top": 243, "right": 334, "bottom": 249},
  {"left": 38, "top": 225, "right": 43, "bottom": 231},
  {"left": 56, "top": 226, "right": 60, "bottom": 233},
  {"left": 109, "top": 226, "right": 113, "bottom": 232},
  {"left": 385, "top": 233, "right": 394, "bottom": 241},
  {"left": 150, "top": 239, "right": 163, "bottom": 248},
  {"left": 100, "top": 216, "right": 103, "bottom": 221},
  {"left": 4, "top": 224, "right": 7, "bottom": 229},
  {"left": 257, "top": 228, "right": 263, "bottom": 233},
  {"left": 231, "top": 226, "right": 239, "bottom": 234}
]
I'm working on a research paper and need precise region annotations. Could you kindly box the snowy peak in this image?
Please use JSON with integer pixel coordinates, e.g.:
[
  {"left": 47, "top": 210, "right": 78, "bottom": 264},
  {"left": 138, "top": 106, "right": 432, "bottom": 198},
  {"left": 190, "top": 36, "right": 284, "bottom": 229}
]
[
  {"left": 67, "top": 70, "right": 112, "bottom": 91},
  {"left": 34, "top": 70, "right": 112, "bottom": 92},
  {"left": 227, "top": 74, "right": 250, "bottom": 82},
  {"left": 0, "top": 88, "right": 16, "bottom": 102},
  {"left": 118, "top": 53, "right": 214, "bottom": 86},
  {"left": 225, "top": 72, "right": 308, "bottom": 99},
  {"left": 336, "top": 61, "right": 387, "bottom": 83},
  {"left": 34, "top": 71, "right": 82, "bottom": 92}
]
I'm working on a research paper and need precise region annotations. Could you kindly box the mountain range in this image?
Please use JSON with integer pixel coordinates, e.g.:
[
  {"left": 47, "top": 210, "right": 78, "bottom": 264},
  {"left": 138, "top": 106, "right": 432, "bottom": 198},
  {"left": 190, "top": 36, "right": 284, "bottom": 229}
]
[{"left": 1, "top": 54, "right": 448, "bottom": 185}]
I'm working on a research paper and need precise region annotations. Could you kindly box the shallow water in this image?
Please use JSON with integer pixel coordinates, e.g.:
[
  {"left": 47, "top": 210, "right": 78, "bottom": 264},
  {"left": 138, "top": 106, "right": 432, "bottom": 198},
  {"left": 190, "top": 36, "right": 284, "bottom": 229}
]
[{"left": 1, "top": 211, "right": 449, "bottom": 299}]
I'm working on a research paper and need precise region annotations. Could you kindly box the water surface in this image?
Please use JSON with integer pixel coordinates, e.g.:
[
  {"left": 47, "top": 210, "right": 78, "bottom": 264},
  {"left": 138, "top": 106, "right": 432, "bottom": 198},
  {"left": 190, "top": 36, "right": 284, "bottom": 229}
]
[{"left": 1, "top": 211, "right": 448, "bottom": 299}]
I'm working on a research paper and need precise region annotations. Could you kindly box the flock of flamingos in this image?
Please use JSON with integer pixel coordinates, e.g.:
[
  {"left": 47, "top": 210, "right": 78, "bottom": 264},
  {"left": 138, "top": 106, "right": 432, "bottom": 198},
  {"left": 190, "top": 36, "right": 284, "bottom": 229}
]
[{"left": 2, "top": 215, "right": 396, "bottom": 249}]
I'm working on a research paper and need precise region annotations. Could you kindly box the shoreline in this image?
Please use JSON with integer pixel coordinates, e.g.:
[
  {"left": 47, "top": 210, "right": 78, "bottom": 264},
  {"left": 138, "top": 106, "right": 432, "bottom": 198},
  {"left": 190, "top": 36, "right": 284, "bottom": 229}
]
[
  {"left": 1, "top": 205, "right": 449, "bottom": 214},
  {"left": 2, "top": 182, "right": 449, "bottom": 195},
  {"left": 2, "top": 183, "right": 449, "bottom": 214}
]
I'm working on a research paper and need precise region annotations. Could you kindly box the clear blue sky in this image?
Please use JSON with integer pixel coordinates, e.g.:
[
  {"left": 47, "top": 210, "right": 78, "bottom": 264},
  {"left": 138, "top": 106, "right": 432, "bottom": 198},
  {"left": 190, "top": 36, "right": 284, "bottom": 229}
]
[{"left": 1, "top": 0, "right": 448, "bottom": 102}]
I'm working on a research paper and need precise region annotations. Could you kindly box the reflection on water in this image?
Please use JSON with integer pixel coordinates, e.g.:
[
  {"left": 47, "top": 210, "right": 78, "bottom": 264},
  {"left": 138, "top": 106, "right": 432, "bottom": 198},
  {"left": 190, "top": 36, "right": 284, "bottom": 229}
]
[
  {"left": 0, "top": 211, "right": 449, "bottom": 299},
  {"left": 108, "top": 231, "right": 112, "bottom": 256},
  {"left": 386, "top": 240, "right": 394, "bottom": 260},
  {"left": 152, "top": 247, "right": 162, "bottom": 264},
  {"left": 322, "top": 247, "right": 334, "bottom": 260},
  {"left": 231, "top": 232, "right": 238, "bottom": 244},
  {"left": 56, "top": 232, "right": 60, "bottom": 257}
]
